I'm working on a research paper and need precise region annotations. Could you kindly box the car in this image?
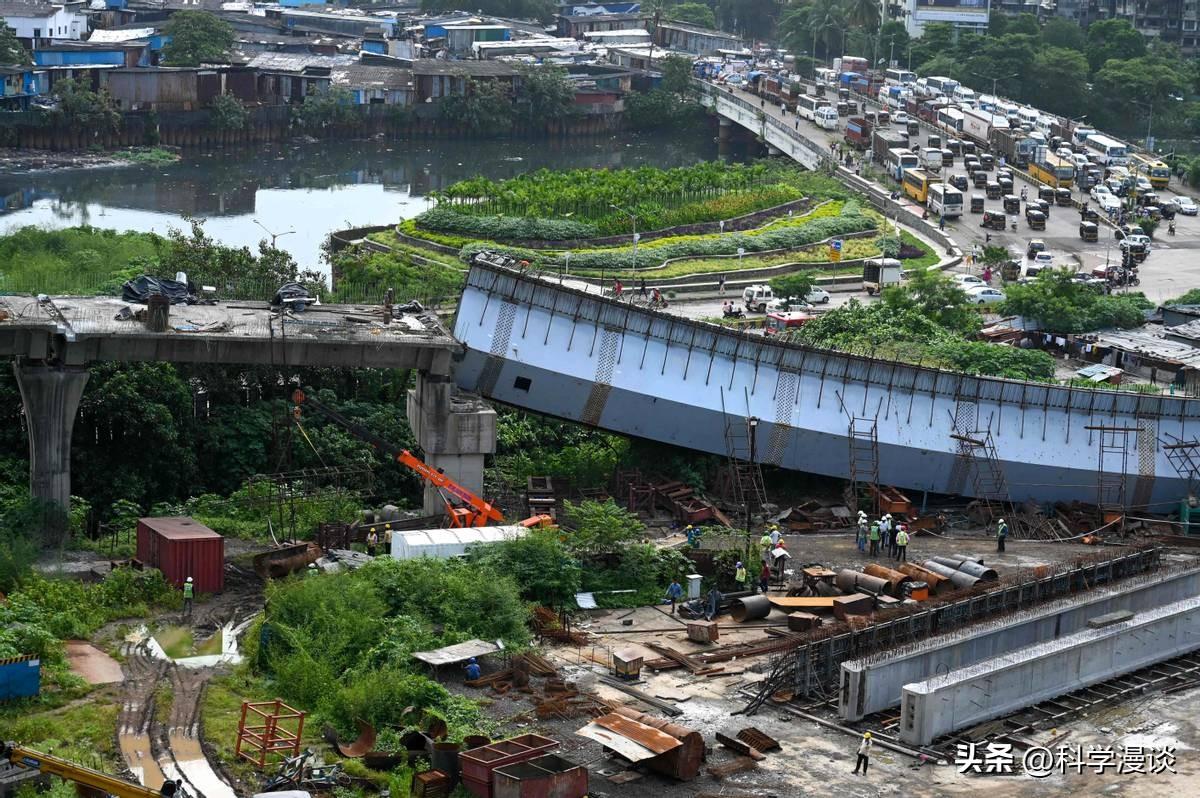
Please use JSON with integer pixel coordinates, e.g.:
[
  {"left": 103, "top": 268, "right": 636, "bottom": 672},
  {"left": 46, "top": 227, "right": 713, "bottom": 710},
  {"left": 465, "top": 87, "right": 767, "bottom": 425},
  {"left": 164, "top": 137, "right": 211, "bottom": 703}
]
[
  {"left": 966, "top": 286, "right": 1006, "bottom": 305},
  {"left": 1098, "top": 194, "right": 1122, "bottom": 214},
  {"left": 1056, "top": 146, "right": 1074, "bottom": 160},
  {"left": 892, "top": 111, "right": 910, "bottom": 125},
  {"left": 1033, "top": 252, "right": 1055, "bottom": 269},
  {"left": 1026, "top": 239, "right": 1046, "bottom": 259},
  {"left": 805, "top": 287, "right": 831, "bottom": 304},
  {"left": 1177, "top": 196, "right": 1198, "bottom": 216},
  {"left": 1119, "top": 233, "right": 1151, "bottom": 253},
  {"left": 1091, "top": 184, "right": 1112, "bottom": 201},
  {"left": 953, "top": 273, "right": 986, "bottom": 288}
]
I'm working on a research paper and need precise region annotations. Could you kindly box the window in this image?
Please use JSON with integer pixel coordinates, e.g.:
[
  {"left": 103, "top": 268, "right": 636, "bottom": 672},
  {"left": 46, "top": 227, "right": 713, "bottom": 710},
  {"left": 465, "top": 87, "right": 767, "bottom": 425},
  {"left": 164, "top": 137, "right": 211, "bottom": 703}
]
[{"left": 513, "top": 376, "right": 531, "bottom": 392}]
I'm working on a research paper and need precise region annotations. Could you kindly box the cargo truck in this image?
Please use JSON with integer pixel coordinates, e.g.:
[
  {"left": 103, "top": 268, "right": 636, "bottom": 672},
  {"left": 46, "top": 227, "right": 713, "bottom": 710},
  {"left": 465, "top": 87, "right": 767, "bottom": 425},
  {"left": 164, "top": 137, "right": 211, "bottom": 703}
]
[
  {"left": 962, "top": 107, "right": 1008, "bottom": 147},
  {"left": 845, "top": 116, "right": 872, "bottom": 149},
  {"left": 989, "top": 127, "right": 1036, "bottom": 167}
]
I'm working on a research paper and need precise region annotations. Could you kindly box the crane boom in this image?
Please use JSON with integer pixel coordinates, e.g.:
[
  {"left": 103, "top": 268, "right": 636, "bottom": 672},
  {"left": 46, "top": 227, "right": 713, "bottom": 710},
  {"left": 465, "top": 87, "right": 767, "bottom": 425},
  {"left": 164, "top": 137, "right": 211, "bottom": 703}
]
[
  {"left": 1, "top": 742, "right": 180, "bottom": 798},
  {"left": 290, "top": 389, "right": 504, "bottom": 527}
]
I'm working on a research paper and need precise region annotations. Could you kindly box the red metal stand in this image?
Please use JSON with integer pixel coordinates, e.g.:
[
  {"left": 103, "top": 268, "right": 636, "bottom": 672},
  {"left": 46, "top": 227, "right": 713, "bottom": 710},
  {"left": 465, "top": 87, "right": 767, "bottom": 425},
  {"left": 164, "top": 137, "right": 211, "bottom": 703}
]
[{"left": 235, "top": 699, "right": 305, "bottom": 768}]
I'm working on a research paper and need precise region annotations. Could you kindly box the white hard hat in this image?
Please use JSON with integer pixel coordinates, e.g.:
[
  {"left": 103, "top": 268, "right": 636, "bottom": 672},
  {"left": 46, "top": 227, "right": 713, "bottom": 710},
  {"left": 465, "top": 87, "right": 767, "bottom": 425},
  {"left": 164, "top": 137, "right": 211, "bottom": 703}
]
[
  {"left": 999, "top": 518, "right": 1006, "bottom": 523},
  {"left": 186, "top": 576, "right": 193, "bottom": 582}
]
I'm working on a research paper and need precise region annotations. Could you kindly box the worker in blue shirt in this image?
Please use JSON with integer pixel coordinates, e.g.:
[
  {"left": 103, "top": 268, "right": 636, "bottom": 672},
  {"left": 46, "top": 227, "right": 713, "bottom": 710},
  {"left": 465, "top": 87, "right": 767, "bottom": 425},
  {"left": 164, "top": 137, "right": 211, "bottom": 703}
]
[
  {"left": 464, "top": 657, "right": 481, "bottom": 681},
  {"left": 665, "top": 578, "right": 683, "bottom": 614}
]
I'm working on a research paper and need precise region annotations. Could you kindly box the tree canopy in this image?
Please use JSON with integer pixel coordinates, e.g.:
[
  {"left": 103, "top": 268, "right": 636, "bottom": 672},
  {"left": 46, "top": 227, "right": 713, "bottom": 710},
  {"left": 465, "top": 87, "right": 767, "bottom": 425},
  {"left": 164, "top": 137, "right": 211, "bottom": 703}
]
[
  {"left": 1000, "top": 270, "right": 1152, "bottom": 334},
  {"left": 161, "top": 11, "right": 234, "bottom": 66},
  {"left": 0, "top": 18, "right": 28, "bottom": 65}
]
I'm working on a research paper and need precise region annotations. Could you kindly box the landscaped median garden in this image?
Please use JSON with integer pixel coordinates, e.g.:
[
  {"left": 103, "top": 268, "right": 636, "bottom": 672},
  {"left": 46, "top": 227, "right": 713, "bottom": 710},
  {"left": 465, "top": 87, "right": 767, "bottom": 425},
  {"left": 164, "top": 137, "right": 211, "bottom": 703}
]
[{"left": 344, "top": 160, "right": 940, "bottom": 291}]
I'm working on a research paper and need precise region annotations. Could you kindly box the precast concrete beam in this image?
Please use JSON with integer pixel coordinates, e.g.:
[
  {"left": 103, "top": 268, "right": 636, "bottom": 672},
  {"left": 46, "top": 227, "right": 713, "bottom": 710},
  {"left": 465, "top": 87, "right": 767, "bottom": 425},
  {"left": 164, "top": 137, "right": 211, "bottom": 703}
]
[
  {"left": 14, "top": 362, "right": 89, "bottom": 541},
  {"left": 899, "top": 594, "right": 1200, "bottom": 746}
]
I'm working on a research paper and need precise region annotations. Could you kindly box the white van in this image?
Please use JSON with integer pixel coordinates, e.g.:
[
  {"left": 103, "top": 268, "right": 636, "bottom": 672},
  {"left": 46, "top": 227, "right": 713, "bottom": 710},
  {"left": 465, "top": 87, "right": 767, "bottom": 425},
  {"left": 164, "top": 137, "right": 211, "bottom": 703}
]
[{"left": 815, "top": 106, "right": 839, "bottom": 130}]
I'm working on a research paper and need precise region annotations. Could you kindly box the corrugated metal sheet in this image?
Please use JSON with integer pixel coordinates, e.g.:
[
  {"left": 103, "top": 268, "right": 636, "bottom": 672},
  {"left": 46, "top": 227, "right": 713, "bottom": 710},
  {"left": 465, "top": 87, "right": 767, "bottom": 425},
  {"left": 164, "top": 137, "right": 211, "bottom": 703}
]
[
  {"left": 136, "top": 517, "right": 224, "bottom": 594},
  {"left": 391, "top": 526, "right": 528, "bottom": 559},
  {"left": 576, "top": 714, "right": 681, "bottom": 760},
  {"left": 412, "top": 638, "right": 503, "bottom": 667}
]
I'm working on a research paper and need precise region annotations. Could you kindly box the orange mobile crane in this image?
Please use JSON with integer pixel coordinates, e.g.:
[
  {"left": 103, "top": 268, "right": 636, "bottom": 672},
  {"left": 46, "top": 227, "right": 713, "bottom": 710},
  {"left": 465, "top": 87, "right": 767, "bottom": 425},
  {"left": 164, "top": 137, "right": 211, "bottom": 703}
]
[
  {"left": 291, "top": 389, "right": 548, "bottom": 529},
  {"left": 1, "top": 742, "right": 185, "bottom": 798}
]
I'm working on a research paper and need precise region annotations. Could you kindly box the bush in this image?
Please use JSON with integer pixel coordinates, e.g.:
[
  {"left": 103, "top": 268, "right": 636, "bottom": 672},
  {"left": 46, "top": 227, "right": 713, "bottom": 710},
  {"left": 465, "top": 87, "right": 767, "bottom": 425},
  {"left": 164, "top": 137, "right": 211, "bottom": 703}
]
[{"left": 416, "top": 206, "right": 598, "bottom": 241}]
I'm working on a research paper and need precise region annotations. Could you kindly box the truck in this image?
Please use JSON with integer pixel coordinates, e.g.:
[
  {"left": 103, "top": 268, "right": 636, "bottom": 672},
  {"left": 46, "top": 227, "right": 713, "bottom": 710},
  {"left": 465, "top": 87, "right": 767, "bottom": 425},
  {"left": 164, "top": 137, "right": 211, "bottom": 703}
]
[
  {"left": 989, "top": 127, "right": 1036, "bottom": 167},
  {"left": 872, "top": 130, "right": 908, "bottom": 162},
  {"left": 862, "top": 258, "right": 902, "bottom": 295},
  {"left": 845, "top": 116, "right": 872, "bottom": 150},
  {"left": 962, "top": 107, "right": 1008, "bottom": 146}
]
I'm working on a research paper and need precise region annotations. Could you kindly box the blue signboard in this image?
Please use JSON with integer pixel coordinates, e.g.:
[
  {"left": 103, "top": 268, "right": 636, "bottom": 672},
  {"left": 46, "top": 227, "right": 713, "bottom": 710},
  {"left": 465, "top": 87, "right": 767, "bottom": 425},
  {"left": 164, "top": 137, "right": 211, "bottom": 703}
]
[{"left": 0, "top": 656, "right": 41, "bottom": 701}]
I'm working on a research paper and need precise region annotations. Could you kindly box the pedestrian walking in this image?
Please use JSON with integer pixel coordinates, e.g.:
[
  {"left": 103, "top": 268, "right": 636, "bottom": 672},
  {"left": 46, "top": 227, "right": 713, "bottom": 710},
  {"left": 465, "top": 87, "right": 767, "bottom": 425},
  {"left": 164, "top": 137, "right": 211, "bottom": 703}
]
[
  {"left": 665, "top": 578, "right": 683, "bottom": 614},
  {"left": 182, "top": 576, "right": 194, "bottom": 616},
  {"left": 759, "top": 562, "right": 771, "bottom": 594},
  {"left": 639, "top": 278, "right": 647, "bottom": 298},
  {"left": 895, "top": 525, "right": 909, "bottom": 563},
  {"left": 735, "top": 561, "right": 747, "bottom": 588},
  {"left": 938, "top": 214, "right": 946, "bottom": 231},
  {"left": 997, "top": 517, "right": 1008, "bottom": 552},
  {"left": 718, "top": 274, "right": 726, "bottom": 296},
  {"left": 879, "top": 514, "right": 891, "bottom": 554},
  {"left": 853, "top": 732, "right": 872, "bottom": 775},
  {"left": 868, "top": 522, "right": 880, "bottom": 556},
  {"left": 366, "top": 528, "right": 378, "bottom": 557},
  {"left": 613, "top": 279, "right": 623, "bottom": 299}
]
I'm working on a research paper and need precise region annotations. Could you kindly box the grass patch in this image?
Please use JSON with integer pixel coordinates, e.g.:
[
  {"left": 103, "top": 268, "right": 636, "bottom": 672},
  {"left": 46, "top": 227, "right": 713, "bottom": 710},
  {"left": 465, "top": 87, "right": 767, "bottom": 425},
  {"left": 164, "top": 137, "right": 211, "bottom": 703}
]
[
  {"left": 114, "top": 146, "right": 180, "bottom": 165},
  {"left": 0, "top": 226, "right": 163, "bottom": 295},
  {"left": 0, "top": 691, "right": 122, "bottom": 772},
  {"left": 900, "top": 231, "right": 941, "bottom": 269},
  {"left": 154, "top": 682, "right": 174, "bottom": 727}
]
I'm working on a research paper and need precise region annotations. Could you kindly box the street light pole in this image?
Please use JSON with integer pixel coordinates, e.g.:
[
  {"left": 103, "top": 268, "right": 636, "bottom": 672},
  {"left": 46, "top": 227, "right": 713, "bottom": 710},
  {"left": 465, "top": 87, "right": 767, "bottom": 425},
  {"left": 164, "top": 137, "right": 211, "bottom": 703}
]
[
  {"left": 746, "top": 416, "right": 759, "bottom": 541},
  {"left": 610, "top": 203, "right": 638, "bottom": 266}
]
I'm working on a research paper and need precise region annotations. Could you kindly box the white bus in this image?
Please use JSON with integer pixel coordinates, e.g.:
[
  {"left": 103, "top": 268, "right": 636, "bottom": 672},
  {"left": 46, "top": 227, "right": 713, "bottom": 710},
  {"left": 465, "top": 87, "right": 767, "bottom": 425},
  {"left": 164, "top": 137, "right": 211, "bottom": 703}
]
[
  {"left": 928, "top": 182, "right": 964, "bottom": 218},
  {"left": 814, "top": 67, "right": 838, "bottom": 87},
  {"left": 884, "top": 68, "right": 916, "bottom": 86},
  {"left": 886, "top": 147, "right": 920, "bottom": 181},
  {"left": 926, "top": 75, "right": 959, "bottom": 96},
  {"left": 795, "top": 94, "right": 829, "bottom": 121},
  {"left": 1085, "top": 133, "right": 1128, "bottom": 165},
  {"left": 937, "top": 107, "right": 964, "bottom": 133},
  {"left": 952, "top": 85, "right": 976, "bottom": 105},
  {"left": 814, "top": 105, "right": 839, "bottom": 130}
]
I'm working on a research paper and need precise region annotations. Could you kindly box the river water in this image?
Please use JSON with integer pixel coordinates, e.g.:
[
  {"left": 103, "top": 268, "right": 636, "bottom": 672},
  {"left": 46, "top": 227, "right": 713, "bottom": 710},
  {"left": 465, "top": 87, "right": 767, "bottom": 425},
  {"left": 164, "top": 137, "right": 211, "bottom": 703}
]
[{"left": 0, "top": 133, "right": 719, "bottom": 272}]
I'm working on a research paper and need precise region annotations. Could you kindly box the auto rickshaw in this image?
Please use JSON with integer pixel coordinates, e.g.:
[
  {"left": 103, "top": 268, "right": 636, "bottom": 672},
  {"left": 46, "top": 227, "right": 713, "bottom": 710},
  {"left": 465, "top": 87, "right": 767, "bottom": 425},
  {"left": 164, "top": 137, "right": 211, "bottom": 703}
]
[
  {"left": 837, "top": 101, "right": 850, "bottom": 117},
  {"left": 998, "top": 177, "right": 1014, "bottom": 195},
  {"left": 997, "top": 167, "right": 1014, "bottom": 182},
  {"left": 907, "top": 121, "right": 920, "bottom": 137},
  {"left": 1026, "top": 209, "right": 1046, "bottom": 230},
  {"left": 1144, "top": 205, "right": 1162, "bottom": 221},
  {"left": 986, "top": 181, "right": 1003, "bottom": 199},
  {"left": 941, "top": 149, "right": 954, "bottom": 167},
  {"left": 845, "top": 101, "right": 858, "bottom": 115},
  {"left": 973, "top": 170, "right": 989, "bottom": 188},
  {"left": 1081, "top": 206, "right": 1100, "bottom": 222},
  {"left": 1000, "top": 260, "right": 1021, "bottom": 282},
  {"left": 982, "top": 210, "right": 1007, "bottom": 230},
  {"left": 1003, "top": 194, "right": 1021, "bottom": 214},
  {"left": 947, "top": 138, "right": 962, "bottom": 156},
  {"left": 1138, "top": 191, "right": 1159, "bottom": 207},
  {"left": 970, "top": 194, "right": 986, "bottom": 213},
  {"left": 1056, "top": 188, "right": 1073, "bottom": 207},
  {"left": 1026, "top": 239, "right": 1046, "bottom": 259},
  {"left": 962, "top": 140, "right": 977, "bottom": 156},
  {"left": 928, "top": 134, "right": 941, "bottom": 149},
  {"left": 1079, "top": 221, "right": 1099, "bottom": 242},
  {"left": 979, "top": 153, "right": 995, "bottom": 170},
  {"left": 1038, "top": 185, "right": 1055, "bottom": 203},
  {"left": 1161, "top": 204, "right": 1176, "bottom": 221},
  {"left": 950, "top": 174, "right": 969, "bottom": 191}
]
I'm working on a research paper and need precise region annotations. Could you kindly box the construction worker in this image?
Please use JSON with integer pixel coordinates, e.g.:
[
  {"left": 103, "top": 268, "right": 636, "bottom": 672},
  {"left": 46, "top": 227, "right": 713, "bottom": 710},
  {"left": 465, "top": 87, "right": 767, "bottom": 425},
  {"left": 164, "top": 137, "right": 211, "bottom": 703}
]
[
  {"left": 366, "top": 527, "right": 378, "bottom": 557},
  {"left": 878, "top": 514, "right": 890, "bottom": 554},
  {"left": 759, "top": 562, "right": 771, "bottom": 594},
  {"left": 997, "top": 518, "right": 1009, "bottom": 553},
  {"left": 685, "top": 524, "right": 701, "bottom": 548},
  {"left": 464, "top": 657, "right": 481, "bottom": 681},
  {"left": 665, "top": 578, "right": 683, "bottom": 614},
  {"left": 853, "top": 732, "right": 872, "bottom": 775},
  {"left": 868, "top": 521, "right": 880, "bottom": 557},
  {"left": 856, "top": 511, "right": 868, "bottom": 552},
  {"left": 705, "top": 585, "right": 722, "bottom": 620},
  {"left": 306, "top": 562, "right": 319, "bottom": 577},
  {"left": 758, "top": 530, "right": 773, "bottom": 564},
  {"left": 182, "top": 576, "right": 194, "bottom": 616},
  {"left": 383, "top": 526, "right": 393, "bottom": 556},
  {"left": 769, "top": 523, "right": 782, "bottom": 547},
  {"left": 895, "top": 524, "right": 909, "bottom": 563},
  {"left": 734, "top": 561, "right": 747, "bottom": 588}
]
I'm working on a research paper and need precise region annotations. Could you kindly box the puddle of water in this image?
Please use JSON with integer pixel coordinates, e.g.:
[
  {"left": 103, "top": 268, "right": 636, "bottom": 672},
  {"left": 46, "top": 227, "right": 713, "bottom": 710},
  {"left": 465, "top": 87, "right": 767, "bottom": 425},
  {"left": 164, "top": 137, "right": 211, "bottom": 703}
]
[
  {"left": 154, "top": 626, "right": 223, "bottom": 659},
  {"left": 118, "top": 733, "right": 165, "bottom": 790}
]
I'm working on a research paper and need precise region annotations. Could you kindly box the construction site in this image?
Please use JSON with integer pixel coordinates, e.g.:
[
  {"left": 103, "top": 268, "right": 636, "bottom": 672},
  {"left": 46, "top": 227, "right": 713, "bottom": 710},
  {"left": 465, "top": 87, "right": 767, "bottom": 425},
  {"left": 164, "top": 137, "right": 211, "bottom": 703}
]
[{"left": 4, "top": 258, "right": 1200, "bottom": 798}]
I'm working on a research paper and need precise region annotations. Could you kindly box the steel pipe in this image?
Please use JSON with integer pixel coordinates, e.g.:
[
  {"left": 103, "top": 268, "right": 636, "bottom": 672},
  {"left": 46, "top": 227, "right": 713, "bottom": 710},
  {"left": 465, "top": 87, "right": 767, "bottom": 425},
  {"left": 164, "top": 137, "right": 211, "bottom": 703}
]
[
  {"left": 921, "top": 560, "right": 981, "bottom": 590},
  {"left": 897, "top": 563, "right": 953, "bottom": 595},
  {"left": 931, "top": 555, "right": 998, "bottom": 581},
  {"left": 863, "top": 564, "right": 913, "bottom": 597},
  {"left": 835, "top": 569, "right": 890, "bottom": 596},
  {"left": 730, "top": 594, "right": 773, "bottom": 622}
]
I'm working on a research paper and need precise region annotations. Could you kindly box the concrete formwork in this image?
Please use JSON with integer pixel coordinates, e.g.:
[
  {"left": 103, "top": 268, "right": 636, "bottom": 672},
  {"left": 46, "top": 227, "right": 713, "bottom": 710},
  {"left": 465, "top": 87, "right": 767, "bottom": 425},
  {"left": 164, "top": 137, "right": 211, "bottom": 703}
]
[
  {"left": 898, "top": 595, "right": 1200, "bottom": 746},
  {"left": 839, "top": 567, "right": 1200, "bottom": 721}
]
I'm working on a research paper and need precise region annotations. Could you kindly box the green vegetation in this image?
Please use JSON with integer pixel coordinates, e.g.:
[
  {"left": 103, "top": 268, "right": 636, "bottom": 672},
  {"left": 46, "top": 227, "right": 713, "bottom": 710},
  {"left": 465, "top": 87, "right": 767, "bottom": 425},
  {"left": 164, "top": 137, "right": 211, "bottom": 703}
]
[
  {"left": 0, "top": 698, "right": 121, "bottom": 773},
  {"left": 162, "top": 10, "right": 234, "bottom": 67},
  {"left": 295, "top": 87, "right": 363, "bottom": 131},
  {"left": 425, "top": 161, "right": 840, "bottom": 238},
  {"left": 1166, "top": 288, "right": 1200, "bottom": 306},
  {"left": 209, "top": 92, "right": 248, "bottom": 131},
  {"left": 437, "top": 66, "right": 576, "bottom": 134},
  {"left": 114, "top": 146, "right": 181, "bottom": 165},
  {"left": 1000, "top": 270, "right": 1153, "bottom": 333},
  {"left": 50, "top": 79, "right": 122, "bottom": 136},
  {"left": 327, "top": 244, "right": 465, "bottom": 305},
  {"left": 794, "top": 269, "right": 1057, "bottom": 380},
  {"left": 0, "top": 226, "right": 163, "bottom": 295},
  {"left": 0, "top": 18, "right": 30, "bottom": 65}
]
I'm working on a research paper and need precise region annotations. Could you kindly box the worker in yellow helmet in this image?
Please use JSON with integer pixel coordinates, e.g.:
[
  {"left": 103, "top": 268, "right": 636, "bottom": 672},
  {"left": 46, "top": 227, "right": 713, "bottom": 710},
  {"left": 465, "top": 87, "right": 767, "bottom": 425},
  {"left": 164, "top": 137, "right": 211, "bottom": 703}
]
[{"left": 853, "top": 731, "right": 872, "bottom": 775}]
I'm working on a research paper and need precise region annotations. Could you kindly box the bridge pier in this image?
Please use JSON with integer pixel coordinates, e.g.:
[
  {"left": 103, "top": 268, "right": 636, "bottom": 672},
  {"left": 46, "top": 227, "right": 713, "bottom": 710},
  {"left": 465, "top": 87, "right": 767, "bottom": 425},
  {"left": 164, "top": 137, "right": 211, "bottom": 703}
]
[
  {"left": 406, "top": 371, "right": 496, "bottom": 518},
  {"left": 14, "top": 362, "right": 89, "bottom": 535}
]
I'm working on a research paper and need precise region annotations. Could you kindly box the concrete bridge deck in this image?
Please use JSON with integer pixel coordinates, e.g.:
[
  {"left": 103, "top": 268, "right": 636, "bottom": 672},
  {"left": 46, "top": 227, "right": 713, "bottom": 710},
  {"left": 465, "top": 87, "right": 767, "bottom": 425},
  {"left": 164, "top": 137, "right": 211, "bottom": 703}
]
[{"left": 0, "top": 294, "right": 457, "bottom": 373}]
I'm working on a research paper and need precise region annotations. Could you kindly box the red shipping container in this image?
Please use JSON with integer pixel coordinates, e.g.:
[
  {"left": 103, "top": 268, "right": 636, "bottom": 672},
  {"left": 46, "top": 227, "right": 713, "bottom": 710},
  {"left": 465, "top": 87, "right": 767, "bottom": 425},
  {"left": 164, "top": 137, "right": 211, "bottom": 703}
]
[{"left": 136, "top": 517, "right": 224, "bottom": 594}]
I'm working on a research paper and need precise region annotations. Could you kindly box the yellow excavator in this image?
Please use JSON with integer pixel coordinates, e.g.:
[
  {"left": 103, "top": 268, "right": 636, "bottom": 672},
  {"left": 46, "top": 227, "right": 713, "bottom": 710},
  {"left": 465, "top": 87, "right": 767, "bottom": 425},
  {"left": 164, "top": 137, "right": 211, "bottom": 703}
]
[{"left": 0, "top": 743, "right": 184, "bottom": 798}]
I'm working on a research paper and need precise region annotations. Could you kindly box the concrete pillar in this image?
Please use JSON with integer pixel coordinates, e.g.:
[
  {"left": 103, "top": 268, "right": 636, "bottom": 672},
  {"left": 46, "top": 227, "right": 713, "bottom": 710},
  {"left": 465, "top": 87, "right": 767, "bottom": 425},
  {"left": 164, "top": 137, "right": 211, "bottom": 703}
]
[
  {"left": 14, "top": 362, "right": 89, "bottom": 533},
  {"left": 767, "top": 145, "right": 782, "bottom": 156},
  {"left": 406, "top": 371, "right": 496, "bottom": 518},
  {"left": 718, "top": 118, "right": 733, "bottom": 140}
]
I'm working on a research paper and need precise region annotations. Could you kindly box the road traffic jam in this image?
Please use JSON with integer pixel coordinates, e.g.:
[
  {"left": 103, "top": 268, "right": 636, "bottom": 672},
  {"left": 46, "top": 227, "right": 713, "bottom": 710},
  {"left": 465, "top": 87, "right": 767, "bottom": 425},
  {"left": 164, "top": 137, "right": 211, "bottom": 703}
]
[{"left": 697, "top": 54, "right": 1198, "bottom": 316}]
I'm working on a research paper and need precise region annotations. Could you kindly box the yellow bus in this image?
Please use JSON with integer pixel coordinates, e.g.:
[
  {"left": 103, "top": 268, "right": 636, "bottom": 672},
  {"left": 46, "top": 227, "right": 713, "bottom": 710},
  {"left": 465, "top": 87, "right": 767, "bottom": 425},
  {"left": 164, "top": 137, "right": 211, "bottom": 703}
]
[
  {"left": 1029, "top": 153, "right": 1075, "bottom": 188},
  {"left": 902, "top": 168, "right": 932, "bottom": 203},
  {"left": 1130, "top": 153, "right": 1171, "bottom": 189}
]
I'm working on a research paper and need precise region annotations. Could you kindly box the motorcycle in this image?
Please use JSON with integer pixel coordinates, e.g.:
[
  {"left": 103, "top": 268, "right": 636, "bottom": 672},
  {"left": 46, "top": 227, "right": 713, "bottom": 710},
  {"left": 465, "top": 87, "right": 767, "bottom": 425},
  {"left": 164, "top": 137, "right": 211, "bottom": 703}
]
[{"left": 723, "top": 307, "right": 745, "bottom": 319}]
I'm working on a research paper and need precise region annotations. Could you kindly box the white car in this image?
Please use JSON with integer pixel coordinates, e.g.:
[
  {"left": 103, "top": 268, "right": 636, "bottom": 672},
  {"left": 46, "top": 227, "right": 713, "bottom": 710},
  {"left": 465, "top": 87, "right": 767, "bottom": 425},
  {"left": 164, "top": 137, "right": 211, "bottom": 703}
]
[
  {"left": 953, "top": 273, "right": 985, "bottom": 288},
  {"left": 892, "top": 111, "right": 910, "bottom": 125},
  {"left": 1135, "top": 177, "right": 1152, "bottom": 193},
  {"left": 805, "top": 287, "right": 831, "bottom": 304},
  {"left": 1119, "top": 233, "right": 1151, "bottom": 253},
  {"left": 1091, "top": 184, "right": 1112, "bottom": 201},
  {"left": 1098, "top": 193, "right": 1122, "bottom": 214},
  {"left": 1177, "top": 196, "right": 1198, "bottom": 215},
  {"left": 1056, "top": 146, "right": 1074, "bottom": 160},
  {"left": 1029, "top": 252, "right": 1056, "bottom": 273},
  {"left": 966, "top": 286, "right": 1006, "bottom": 305}
]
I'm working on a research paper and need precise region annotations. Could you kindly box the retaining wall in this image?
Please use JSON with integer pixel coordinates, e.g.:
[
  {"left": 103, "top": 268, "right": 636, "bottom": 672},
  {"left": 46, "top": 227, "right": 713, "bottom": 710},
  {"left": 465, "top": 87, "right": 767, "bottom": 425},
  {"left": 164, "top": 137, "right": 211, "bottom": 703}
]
[
  {"left": 899, "top": 594, "right": 1200, "bottom": 745},
  {"left": 840, "top": 566, "right": 1200, "bottom": 721}
]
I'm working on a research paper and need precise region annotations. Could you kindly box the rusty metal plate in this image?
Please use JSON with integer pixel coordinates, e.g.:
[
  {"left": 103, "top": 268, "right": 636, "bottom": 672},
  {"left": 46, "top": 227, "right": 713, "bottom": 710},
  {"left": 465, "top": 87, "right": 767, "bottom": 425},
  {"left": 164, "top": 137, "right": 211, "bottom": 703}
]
[{"left": 576, "top": 714, "right": 681, "bottom": 762}]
